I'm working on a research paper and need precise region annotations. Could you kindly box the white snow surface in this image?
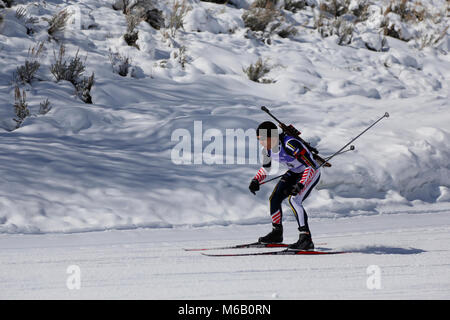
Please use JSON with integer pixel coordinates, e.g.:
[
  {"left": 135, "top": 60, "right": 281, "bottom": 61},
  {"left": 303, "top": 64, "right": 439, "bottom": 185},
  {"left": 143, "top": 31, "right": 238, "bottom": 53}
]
[{"left": 0, "top": 0, "right": 448, "bottom": 233}]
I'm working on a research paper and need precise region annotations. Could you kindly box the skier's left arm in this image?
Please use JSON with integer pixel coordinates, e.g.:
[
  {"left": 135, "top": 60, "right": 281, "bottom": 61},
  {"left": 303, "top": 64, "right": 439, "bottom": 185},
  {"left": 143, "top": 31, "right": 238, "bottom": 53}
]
[{"left": 284, "top": 139, "right": 317, "bottom": 190}]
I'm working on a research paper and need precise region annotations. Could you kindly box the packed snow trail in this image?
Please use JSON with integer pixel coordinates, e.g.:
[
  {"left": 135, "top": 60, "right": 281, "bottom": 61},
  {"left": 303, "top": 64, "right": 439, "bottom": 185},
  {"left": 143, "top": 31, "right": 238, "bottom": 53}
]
[{"left": 1, "top": 212, "right": 449, "bottom": 299}]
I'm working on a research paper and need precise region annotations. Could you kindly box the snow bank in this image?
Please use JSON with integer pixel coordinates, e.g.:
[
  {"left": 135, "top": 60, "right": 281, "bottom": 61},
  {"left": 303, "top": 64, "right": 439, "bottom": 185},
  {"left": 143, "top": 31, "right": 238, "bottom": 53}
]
[{"left": 0, "top": 0, "right": 449, "bottom": 233}]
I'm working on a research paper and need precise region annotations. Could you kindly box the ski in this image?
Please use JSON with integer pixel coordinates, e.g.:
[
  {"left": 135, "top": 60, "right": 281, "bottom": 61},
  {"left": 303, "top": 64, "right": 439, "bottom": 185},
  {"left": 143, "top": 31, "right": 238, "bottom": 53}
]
[
  {"left": 184, "top": 241, "right": 328, "bottom": 252},
  {"left": 201, "top": 249, "right": 347, "bottom": 257},
  {"left": 183, "top": 242, "right": 289, "bottom": 251}
]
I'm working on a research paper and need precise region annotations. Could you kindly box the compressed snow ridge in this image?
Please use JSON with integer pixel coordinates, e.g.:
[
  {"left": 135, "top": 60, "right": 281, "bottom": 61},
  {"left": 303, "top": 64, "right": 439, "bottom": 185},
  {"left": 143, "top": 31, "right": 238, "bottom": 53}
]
[{"left": 0, "top": 0, "right": 449, "bottom": 233}]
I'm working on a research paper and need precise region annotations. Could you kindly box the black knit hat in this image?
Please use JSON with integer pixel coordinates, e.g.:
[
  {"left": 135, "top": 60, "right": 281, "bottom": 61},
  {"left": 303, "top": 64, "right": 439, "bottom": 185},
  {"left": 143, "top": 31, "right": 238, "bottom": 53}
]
[{"left": 257, "top": 121, "right": 278, "bottom": 138}]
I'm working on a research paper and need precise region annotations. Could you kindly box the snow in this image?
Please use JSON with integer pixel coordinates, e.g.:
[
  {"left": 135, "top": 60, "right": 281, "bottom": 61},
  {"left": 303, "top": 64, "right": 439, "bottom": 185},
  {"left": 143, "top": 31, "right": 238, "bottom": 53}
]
[
  {"left": 0, "top": 0, "right": 449, "bottom": 298},
  {"left": 1, "top": 212, "right": 449, "bottom": 299}
]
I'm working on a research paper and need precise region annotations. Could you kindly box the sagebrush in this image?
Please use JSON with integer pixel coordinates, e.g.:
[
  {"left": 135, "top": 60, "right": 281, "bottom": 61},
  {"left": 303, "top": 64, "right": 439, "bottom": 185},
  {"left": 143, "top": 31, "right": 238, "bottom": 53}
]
[
  {"left": 50, "top": 45, "right": 85, "bottom": 83},
  {"left": 243, "top": 58, "right": 273, "bottom": 83},
  {"left": 13, "top": 87, "right": 30, "bottom": 128},
  {"left": 15, "top": 7, "right": 39, "bottom": 35},
  {"left": 3, "top": 0, "right": 14, "bottom": 8},
  {"left": 168, "top": 0, "right": 190, "bottom": 36},
  {"left": 39, "top": 98, "right": 52, "bottom": 115},
  {"left": 45, "top": 8, "right": 72, "bottom": 40},
  {"left": 50, "top": 45, "right": 94, "bottom": 104},
  {"left": 124, "top": 11, "right": 142, "bottom": 48},
  {"left": 284, "top": 0, "right": 307, "bottom": 13},
  {"left": 242, "top": 6, "right": 279, "bottom": 33},
  {"left": 109, "top": 49, "right": 132, "bottom": 76}
]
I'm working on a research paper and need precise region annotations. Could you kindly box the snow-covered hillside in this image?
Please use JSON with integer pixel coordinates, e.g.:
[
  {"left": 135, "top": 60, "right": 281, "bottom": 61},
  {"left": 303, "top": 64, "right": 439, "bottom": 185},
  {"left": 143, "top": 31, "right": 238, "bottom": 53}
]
[{"left": 0, "top": 0, "right": 449, "bottom": 234}]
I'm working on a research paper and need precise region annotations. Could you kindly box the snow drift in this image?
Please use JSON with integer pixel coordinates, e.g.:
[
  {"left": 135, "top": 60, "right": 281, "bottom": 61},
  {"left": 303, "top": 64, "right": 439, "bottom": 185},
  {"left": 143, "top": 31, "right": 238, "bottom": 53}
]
[{"left": 0, "top": 0, "right": 449, "bottom": 233}]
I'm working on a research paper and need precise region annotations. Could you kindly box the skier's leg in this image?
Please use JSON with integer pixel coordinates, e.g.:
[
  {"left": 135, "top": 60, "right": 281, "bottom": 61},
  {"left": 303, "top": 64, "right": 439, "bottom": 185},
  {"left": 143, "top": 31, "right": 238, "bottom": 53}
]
[
  {"left": 259, "top": 172, "right": 299, "bottom": 243},
  {"left": 258, "top": 182, "right": 286, "bottom": 243},
  {"left": 269, "top": 181, "right": 287, "bottom": 225}
]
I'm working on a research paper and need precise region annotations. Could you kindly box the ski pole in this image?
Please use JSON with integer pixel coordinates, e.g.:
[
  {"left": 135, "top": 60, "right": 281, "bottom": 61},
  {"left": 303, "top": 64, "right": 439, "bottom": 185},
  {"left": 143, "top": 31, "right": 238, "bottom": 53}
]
[
  {"left": 257, "top": 110, "right": 388, "bottom": 184},
  {"left": 318, "top": 112, "right": 389, "bottom": 169},
  {"left": 260, "top": 145, "right": 355, "bottom": 185},
  {"left": 261, "top": 106, "right": 283, "bottom": 126},
  {"left": 261, "top": 106, "right": 320, "bottom": 155},
  {"left": 324, "top": 145, "right": 355, "bottom": 161},
  {"left": 259, "top": 174, "right": 283, "bottom": 185},
  {"left": 261, "top": 106, "right": 332, "bottom": 167}
]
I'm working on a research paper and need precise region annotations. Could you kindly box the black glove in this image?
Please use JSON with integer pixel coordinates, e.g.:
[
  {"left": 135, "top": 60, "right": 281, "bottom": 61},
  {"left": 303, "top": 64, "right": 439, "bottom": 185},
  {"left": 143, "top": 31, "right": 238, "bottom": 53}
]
[
  {"left": 290, "top": 182, "right": 304, "bottom": 196},
  {"left": 249, "top": 179, "right": 260, "bottom": 195}
]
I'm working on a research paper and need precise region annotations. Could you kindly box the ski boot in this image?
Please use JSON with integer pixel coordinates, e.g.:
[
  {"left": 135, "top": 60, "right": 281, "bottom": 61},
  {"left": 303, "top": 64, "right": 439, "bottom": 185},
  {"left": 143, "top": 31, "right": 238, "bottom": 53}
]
[
  {"left": 288, "top": 229, "right": 314, "bottom": 250},
  {"left": 258, "top": 224, "right": 283, "bottom": 243}
]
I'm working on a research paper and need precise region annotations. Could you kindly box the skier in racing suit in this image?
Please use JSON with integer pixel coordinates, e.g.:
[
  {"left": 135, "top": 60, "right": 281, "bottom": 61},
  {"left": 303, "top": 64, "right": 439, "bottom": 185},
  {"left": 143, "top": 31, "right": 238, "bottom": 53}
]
[{"left": 249, "top": 121, "right": 320, "bottom": 250}]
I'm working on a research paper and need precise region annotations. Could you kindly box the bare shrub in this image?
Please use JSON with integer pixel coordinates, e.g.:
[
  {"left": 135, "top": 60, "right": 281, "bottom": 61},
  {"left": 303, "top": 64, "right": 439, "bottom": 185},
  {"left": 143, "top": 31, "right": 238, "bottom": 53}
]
[
  {"left": 200, "top": 0, "right": 229, "bottom": 4},
  {"left": 383, "top": 0, "right": 427, "bottom": 23},
  {"left": 319, "top": 0, "right": 370, "bottom": 20},
  {"left": 313, "top": 0, "right": 371, "bottom": 46},
  {"left": 3, "top": 0, "right": 14, "bottom": 8},
  {"left": 172, "top": 45, "right": 188, "bottom": 69},
  {"left": 419, "top": 25, "right": 449, "bottom": 49},
  {"left": 132, "top": 0, "right": 157, "bottom": 12},
  {"left": 45, "top": 8, "right": 72, "bottom": 40},
  {"left": 115, "top": 0, "right": 164, "bottom": 30},
  {"left": 380, "top": 18, "right": 402, "bottom": 40},
  {"left": 243, "top": 2, "right": 299, "bottom": 41},
  {"left": 333, "top": 17, "right": 354, "bottom": 45},
  {"left": 14, "top": 62, "right": 41, "bottom": 85},
  {"left": 14, "top": 41, "right": 45, "bottom": 84},
  {"left": 144, "top": 8, "right": 164, "bottom": 30},
  {"left": 114, "top": 0, "right": 165, "bottom": 35},
  {"left": 168, "top": 0, "right": 190, "bottom": 37},
  {"left": 382, "top": 0, "right": 431, "bottom": 40},
  {"left": 112, "top": 0, "right": 131, "bottom": 13},
  {"left": 13, "top": 86, "right": 30, "bottom": 128},
  {"left": 276, "top": 24, "right": 297, "bottom": 38},
  {"left": 50, "top": 45, "right": 86, "bottom": 84},
  {"left": 50, "top": 44, "right": 94, "bottom": 104},
  {"left": 243, "top": 8, "right": 278, "bottom": 32},
  {"left": 243, "top": 58, "right": 273, "bottom": 83},
  {"left": 15, "top": 7, "right": 39, "bottom": 34},
  {"left": 381, "top": 12, "right": 410, "bottom": 40},
  {"left": 351, "top": 0, "right": 371, "bottom": 22},
  {"left": 251, "top": 0, "right": 278, "bottom": 9},
  {"left": 124, "top": 10, "right": 144, "bottom": 48},
  {"left": 76, "top": 72, "right": 95, "bottom": 104},
  {"left": 114, "top": 0, "right": 154, "bottom": 13},
  {"left": 313, "top": 9, "right": 326, "bottom": 29},
  {"left": 26, "top": 15, "right": 40, "bottom": 32},
  {"left": 15, "top": 6, "right": 26, "bottom": 19},
  {"left": 319, "top": 0, "right": 350, "bottom": 18},
  {"left": 382, "top": 1, "right": 445, "bottom": 44},
  {"left": 317, "top": 15, "right": 354, "bottom": 45}
]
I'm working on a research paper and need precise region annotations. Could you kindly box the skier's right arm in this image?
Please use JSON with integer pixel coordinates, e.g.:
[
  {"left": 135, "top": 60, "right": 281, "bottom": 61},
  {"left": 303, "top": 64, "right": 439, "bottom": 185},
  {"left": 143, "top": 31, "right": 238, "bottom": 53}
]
[{"left": 249, "top": 150, "right": 271, "bottom": 194}]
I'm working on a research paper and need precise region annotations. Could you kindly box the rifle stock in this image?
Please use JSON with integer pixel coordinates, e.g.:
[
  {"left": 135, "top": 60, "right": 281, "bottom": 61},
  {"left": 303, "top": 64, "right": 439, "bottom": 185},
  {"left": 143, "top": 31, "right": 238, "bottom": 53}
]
[{"left": 261, "top": 106, "right": 331, "bottom": 168}]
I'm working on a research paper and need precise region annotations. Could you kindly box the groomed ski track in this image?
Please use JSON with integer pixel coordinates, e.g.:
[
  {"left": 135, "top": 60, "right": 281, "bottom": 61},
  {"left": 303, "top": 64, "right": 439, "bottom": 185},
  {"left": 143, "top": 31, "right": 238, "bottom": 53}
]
[{"left": 1, "top": 211, "right": 449, "bottom": 299}]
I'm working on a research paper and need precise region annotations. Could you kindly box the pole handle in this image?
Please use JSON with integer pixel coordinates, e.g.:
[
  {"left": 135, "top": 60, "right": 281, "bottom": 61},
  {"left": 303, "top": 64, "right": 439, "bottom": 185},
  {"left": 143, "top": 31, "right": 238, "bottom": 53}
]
[{"left": 318, "top": 112, "right": 389, "bottom": 169}]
